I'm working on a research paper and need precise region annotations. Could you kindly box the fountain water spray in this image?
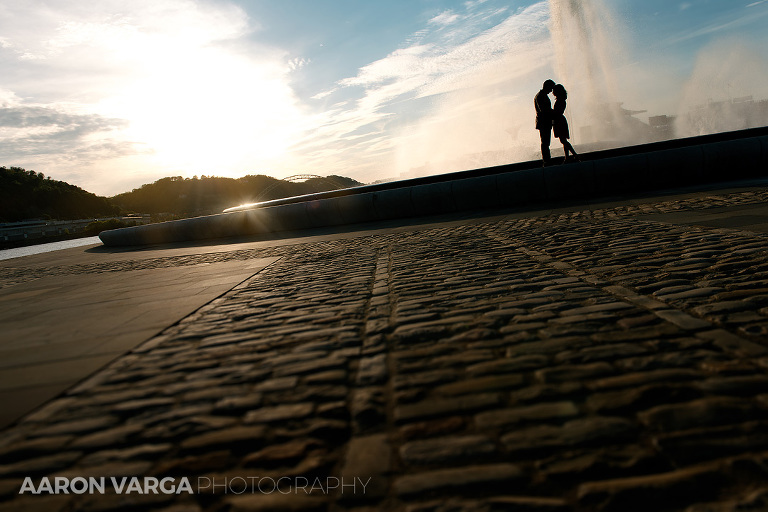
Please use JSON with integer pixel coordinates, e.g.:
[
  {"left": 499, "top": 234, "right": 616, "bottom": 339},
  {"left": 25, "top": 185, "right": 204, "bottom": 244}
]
[{"left": 548, "top": 0, "right": 650, "bottom": 148}]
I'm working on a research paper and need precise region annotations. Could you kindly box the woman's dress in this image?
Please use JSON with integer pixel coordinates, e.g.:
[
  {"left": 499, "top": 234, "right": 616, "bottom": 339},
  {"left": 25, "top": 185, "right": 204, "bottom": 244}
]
[{"left": 553, "top": 98, "right": 569, "bottom": 139}]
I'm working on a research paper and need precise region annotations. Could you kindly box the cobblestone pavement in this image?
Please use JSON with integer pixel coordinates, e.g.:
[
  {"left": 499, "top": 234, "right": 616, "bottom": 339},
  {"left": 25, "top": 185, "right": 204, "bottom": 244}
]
[{"left": 2, "top": 188, "right": 768, "bottom": 511}]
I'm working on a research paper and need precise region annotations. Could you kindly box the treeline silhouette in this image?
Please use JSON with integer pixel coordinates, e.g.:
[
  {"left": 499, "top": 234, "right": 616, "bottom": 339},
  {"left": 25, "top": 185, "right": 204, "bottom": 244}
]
[
  {"left": 0, "top": 166, "right": 119, "bottom": 222},
  {"left": 111, "top": 174, "right": 362, "bottom": 217},
  {"left": 1, "top": 169, "right": 362, "bottom": 222}
]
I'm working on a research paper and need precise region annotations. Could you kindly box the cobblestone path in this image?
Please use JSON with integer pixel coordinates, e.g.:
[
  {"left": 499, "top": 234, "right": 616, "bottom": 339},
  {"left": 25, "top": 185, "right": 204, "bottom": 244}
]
[{"left": 2, "top": 189, "right": 768, "bottom": 511}]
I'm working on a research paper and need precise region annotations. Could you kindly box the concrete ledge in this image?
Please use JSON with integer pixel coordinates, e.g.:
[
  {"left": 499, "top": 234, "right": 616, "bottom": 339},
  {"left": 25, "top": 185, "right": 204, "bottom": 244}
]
[
  {"left": 412, "top": 182, "right": 456, "bottom": 217},
  {"left": 452, "top": 175, "right": 502, "bottom": 211},
  {"left": 593, "top": 153, "right": 649, "bottom": 195},
  {"left": 702, "top": 138, "right": 763, "bottom": 180},
  {"left": 761, "top": 135, "right": 768, "bottom": 165},
  {"left": 647, "top": 146, "right": 704, "bottom": 188},
  {"left": 544, "top": 160, "right": 595, "bottom": 200},
  {"left": 305, "top": 198, "right": 342, "bottom": 229},
  {"left": 372, "top": 187, "right": 414, "bottom": 221},
  {"left": 263, "top": 202, "right": 309, "bottom": 232},
  {"left": 100, "top": 128, "right": 768, "bottom": 246},
  {"left": 497, "top": 168, "right": 546, "bottom": 206},
  {"left": 334, "top": 192, "right": 379, "bottom": 225}
]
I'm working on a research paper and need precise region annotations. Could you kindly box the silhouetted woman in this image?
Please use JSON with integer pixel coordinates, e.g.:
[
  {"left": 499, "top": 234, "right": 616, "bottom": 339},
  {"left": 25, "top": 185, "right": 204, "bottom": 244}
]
[{"left": 552, "top": 84, "right": 579, "bottom": 163}]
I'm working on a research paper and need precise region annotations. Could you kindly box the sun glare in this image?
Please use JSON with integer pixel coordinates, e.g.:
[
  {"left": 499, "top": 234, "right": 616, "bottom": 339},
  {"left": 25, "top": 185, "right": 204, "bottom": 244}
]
[{"left": 93, "top": 8, "right": 306, "bottom": 177}]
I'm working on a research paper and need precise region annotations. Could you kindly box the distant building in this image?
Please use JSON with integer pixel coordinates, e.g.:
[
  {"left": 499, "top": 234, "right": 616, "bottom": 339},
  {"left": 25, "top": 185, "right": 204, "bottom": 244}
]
[
  {"left": 580, "top": 95, "right": 768, "bottom": 147},
  {"left": 679, "top": 96, "right": 768, "bottom": 136},
  {"left": 648, "top": 115, "right": 676, "bottom": 141}
]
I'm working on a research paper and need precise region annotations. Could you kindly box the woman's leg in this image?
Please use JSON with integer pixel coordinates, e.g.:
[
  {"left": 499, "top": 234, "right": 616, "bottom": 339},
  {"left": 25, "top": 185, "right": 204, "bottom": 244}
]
[
  {"left": 562, "top": 139, "right": 577, "bottom": 156},
  {"left": 560, "top": 138, "right": 579, "bottom": 162}
]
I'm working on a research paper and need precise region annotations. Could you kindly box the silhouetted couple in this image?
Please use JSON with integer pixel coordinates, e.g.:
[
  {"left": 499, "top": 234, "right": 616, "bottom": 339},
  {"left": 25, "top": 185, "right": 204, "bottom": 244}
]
[{"left": 535, "top": 79, "right": 579, "bottom": 166}]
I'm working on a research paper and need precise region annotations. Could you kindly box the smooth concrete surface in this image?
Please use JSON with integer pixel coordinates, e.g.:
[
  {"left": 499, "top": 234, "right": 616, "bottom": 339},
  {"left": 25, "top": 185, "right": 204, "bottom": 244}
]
[{"left": 0, "top": 255, "right": 278, "bottom": 428}]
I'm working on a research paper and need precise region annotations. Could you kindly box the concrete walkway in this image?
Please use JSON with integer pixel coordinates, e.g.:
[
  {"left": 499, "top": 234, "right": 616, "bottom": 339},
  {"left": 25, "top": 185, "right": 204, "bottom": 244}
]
[
  {"left": 0, "top": 252, "right": 278, "bottom": 428},
  {"left": 0, "top": 182, "right": 767, "bottom": 511}
]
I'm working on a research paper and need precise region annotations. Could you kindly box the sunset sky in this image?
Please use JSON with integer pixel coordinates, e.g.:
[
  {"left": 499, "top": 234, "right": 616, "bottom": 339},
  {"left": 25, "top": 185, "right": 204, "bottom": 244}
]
[{"left": 1, "top": 0, "right": 768, "bottom": 196}]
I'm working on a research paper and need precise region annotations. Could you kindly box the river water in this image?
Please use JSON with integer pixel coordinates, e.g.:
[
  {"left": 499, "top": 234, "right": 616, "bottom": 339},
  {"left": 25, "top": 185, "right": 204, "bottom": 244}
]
[{"left": 0, "top": 236, "right": 102, "bottom": 261}]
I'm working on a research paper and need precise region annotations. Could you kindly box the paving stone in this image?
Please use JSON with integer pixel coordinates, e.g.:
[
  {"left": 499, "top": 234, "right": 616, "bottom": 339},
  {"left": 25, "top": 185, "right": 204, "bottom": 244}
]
[
  {"left": 654, "top": 421, "right": 768, "bottom": 465},
  {"left": 224, "top": 494, "right": 328, "bottom": 512},
  {"left": 349, "top": 388, "right": 386, "bottom": 432},
  {"left": 0, "top": 495, "right": 74, "bottom": 512},
  {"left": 337, "top": 434, "right": 391, "bottom": 499},
  {"left": 692, "top": 301, "right": 755, "bottom": 316},
  {"left": 558, "top": 302, "right": 635, "bottom": 316},
  {"left": 213, "top": 394, "right": 263, "bottom": 414},
  {"left": 654, "top": 310, "right": 712, "bottom": 330},
  {"left": 484, "top": 496, "right": 571, "bottom": 511},
  {"left": 393, "top": 463, "right": 524, "bottom": 496},
  {"left": 509, "top": 382, "right": 584, "bottom": 403},
  {"left": 696, "top": 375, "right": 768, "bottom": 395},
  {"left": 506, "top": 337, "right": 593, "bottom": 357},
  {"left": 79, "top": 443, "right": 172, "bottom": 466},
  {"left": 400, "top": 417, "right": 466, "bottom": 440},
  {"left": 535, "top": 362, "right": 615, "bottom": 383},
  {"left": 0, "top": 451, "right": 82, "bottom": 477},
  {"left": 70, "top": 424, "right": 145, "bottom": 449},
  {"left": 399, "top": 435, "right": 496, "bottom": 466},
  {"left": 501, "top": 416, "right": 638, "bottom": 453},
  {"left": 554, "top": 343, "right": 649, "bottom": 364},
  {"left": 616, "top": 314, "right": 662, "bottom": 329},
  {"left": 272, "top": 356, "right": 347, "bottom": 377},
  {"left": 696, "top": 329, "right": 768, "bottom": 357},
  {"left": 657, "top": 287, "right": 725, "bottom": 300},
  {"left": 638, "top": 397, "right": 768, "bottom": 431},
  {"left": 434, "top": 375, "right": 525, "bottom": 396},
  {"left": 180, "top": 426, "right": 268, "bottom": 452},
  {"left": 467, "top": 355, "right": 550, "bottom": 375},
  {"left": 586, "top": 383, "right": 703, "bottom": 414},
  {"left": 255, "top": 377, "right": 300, "bottom": 392},
  {"left": 576, "top": 459, "right": 733, "bottom": 511},
  {"left": 395, "top": 393, "right": 502, "bottom": 423},
  {"left": 475, "top": 401, "right": 579, "bottom": 428},
  {"left": 500, "top": 322, "right": 548, "bottom": 335},
  {"left": 590, "top": 323, "right": 682, "bottom": 342},
  {"left": 538, "top": 445, "right": 667, "bottom": 482},
  {"left": 0, "top": 436, "right": 74, "bottom": 463},
  {"left": 243, "top": 439, "right": 322, "bottom": 468},
  {"left": 393, "top": 369, "right": 460, "bottom": 390},
  {"left": 243, "top": 403, "right": 315, "bottom": 424},
  {"left": 27, "top": 416, "right": 120, "bottom": 437},
  {"left": 588, "top": 368, "right": 705, "bottom": 391}
]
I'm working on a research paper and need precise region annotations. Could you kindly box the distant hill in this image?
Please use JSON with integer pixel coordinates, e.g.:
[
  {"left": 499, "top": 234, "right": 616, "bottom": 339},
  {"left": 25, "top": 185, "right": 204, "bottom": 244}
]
[
  {"left": 0, "top": 166, "right": 119, "bottom": 222},
  {"left": 111, "top": 174, "right": 362, "bottom": 217},
  {"left": 1, "top": 168, "right": 362, "bottom": 222}
]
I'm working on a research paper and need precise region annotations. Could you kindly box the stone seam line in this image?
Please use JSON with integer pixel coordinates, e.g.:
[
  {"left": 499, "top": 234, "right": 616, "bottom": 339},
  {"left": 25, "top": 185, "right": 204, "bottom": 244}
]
[{"left": 491, "top": 231, "right": 765, "bottom": 360}]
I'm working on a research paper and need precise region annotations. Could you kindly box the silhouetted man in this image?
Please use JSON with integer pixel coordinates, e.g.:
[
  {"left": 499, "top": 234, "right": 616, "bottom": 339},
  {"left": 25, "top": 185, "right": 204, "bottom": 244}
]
[{"left": 535, "top": 79, "right": 556, "bottom": 165}]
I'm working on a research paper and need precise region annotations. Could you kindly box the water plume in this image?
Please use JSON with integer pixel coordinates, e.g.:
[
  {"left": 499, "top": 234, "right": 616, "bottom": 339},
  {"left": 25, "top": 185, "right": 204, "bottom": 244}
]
[{"left": 548, "top": 0, "right": 648, "bottom": 147}]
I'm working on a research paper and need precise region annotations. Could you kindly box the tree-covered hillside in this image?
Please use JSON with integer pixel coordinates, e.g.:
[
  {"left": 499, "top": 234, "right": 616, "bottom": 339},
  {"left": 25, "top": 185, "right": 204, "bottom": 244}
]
[
  {"left": 0, "top": 167, "right": 362, "bottom": 222},
  {"left": 111, "top": 174, "right": 361, "bottom": 216},
  {"left": 0, "top": 166, "right": 119, "bottom": 222}
]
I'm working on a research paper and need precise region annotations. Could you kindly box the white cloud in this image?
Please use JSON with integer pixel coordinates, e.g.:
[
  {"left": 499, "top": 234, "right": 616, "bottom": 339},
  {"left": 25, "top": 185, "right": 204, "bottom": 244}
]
[
  {"left": 284, "top": 2, "right": 552, "bottom": 182},
  {"left": 289, "top": 57, "right": 311, "bottom": 71},
  {"left": 429, "top": 10, "right": 461, "bottom": 26},
  {"left": 0, "top": 0, "right": 306, "bottom": 195}
]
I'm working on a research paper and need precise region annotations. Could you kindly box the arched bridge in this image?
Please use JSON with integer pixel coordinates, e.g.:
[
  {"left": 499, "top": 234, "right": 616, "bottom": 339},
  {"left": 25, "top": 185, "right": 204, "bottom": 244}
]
[{"left": 256, "top": 175, "right": 347, "bottom": 201}]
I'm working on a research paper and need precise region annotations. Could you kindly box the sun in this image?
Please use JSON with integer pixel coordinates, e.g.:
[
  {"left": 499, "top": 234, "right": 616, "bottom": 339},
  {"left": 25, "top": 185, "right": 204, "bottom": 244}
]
[{"left": 99, "top": 30, "right": 306, "bottom": 177}]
